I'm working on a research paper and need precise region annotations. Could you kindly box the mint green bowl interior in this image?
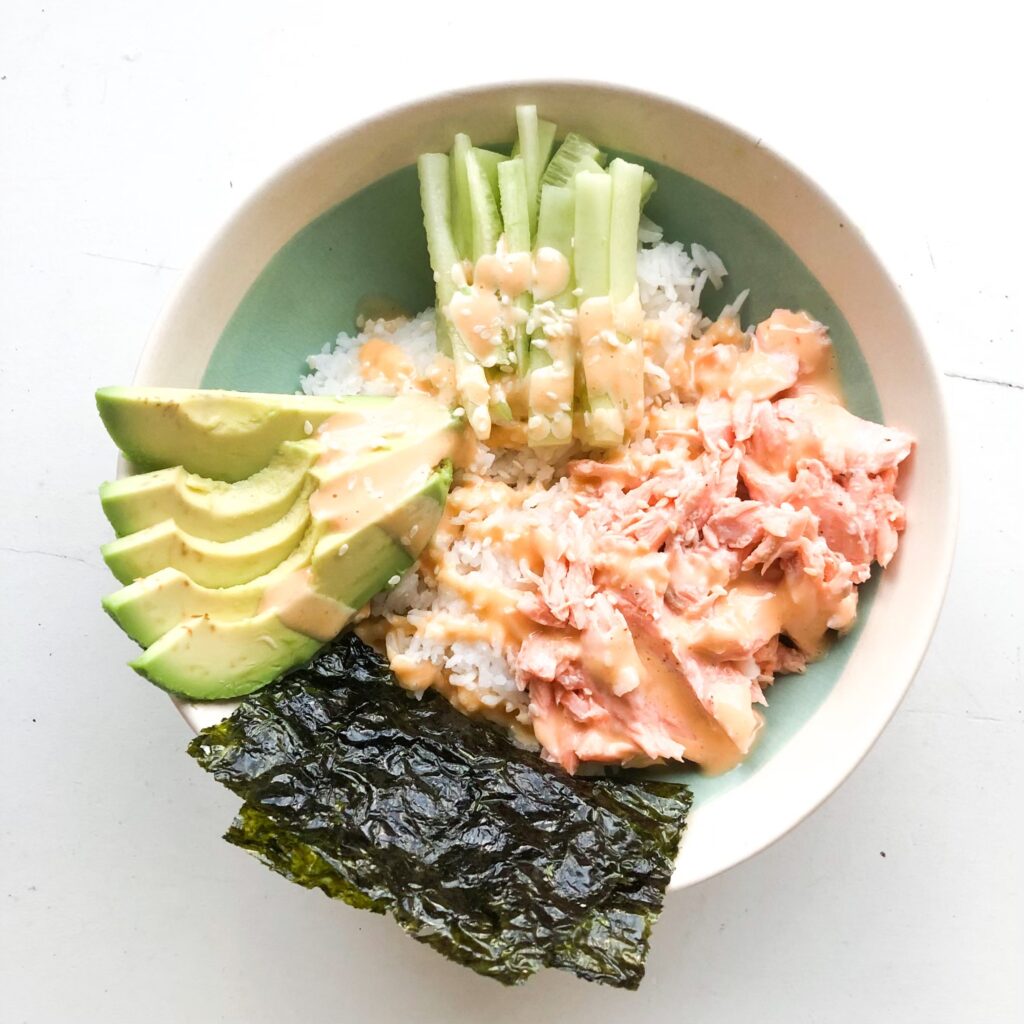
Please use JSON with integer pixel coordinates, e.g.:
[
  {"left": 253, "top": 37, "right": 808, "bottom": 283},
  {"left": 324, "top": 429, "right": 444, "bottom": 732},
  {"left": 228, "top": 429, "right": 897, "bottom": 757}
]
[{"left": 200, "top": 153, "right": 883, "bottom": 805}]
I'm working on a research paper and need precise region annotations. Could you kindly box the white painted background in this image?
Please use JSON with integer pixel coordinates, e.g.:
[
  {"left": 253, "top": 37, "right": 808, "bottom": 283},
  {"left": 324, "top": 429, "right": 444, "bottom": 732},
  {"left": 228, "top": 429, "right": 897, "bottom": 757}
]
[{"left": 2, "top": 2, "right": 1021, "bottom": 1021}]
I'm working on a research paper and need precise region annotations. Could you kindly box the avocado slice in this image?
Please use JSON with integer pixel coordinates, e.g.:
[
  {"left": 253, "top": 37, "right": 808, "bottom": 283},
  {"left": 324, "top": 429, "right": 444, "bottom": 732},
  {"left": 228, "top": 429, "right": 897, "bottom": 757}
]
[
  {"left": 96, "top": 387, "right": 389, "bottom": 482},
  {"left": 102, "top": 523, "right": 322, "bottom": 646},
  {"left": 100, "top": 440, "right": 320, "bottom": 540},
  {"left": 101, "top": 412, "right": 461, "bottom": 643},
  {"left": 131, "top": 613, "right": 323, "bottom": 700},
  {"left": 312, "top": 462, "right": 452, "bottom": 608},
  {"left": 128, "top": 462, "right": 452, "bottom": 700},
  {"left": 101, "top": 407, "right": 462, "bottom": 645},
  {"left": 101, "top": 476, "right": 316, "bottom": 586}
]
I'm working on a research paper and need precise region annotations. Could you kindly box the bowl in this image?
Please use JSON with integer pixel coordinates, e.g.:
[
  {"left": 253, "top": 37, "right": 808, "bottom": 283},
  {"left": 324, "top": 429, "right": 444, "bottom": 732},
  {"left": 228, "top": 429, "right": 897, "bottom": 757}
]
[{"left": 126, "top": 81, "right": 956, "bottom": 889}]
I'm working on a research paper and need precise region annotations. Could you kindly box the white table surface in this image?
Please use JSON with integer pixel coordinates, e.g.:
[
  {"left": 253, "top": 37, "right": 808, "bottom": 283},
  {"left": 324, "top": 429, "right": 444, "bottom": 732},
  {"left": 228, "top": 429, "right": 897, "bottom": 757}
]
[{"left": 2, "top": 3, "right": 1021, "bottom": 1021}]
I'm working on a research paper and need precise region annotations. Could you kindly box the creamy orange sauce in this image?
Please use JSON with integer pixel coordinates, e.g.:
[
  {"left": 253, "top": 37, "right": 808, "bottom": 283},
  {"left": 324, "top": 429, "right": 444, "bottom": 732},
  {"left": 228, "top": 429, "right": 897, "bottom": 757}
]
[
  {"left": 444, "top": 240, "right": 571, "bottom": 370},
  {"left": 259, "top": 567, "right": 353, "bottom": 642},
  {"left": 663, "top": 310, "right": 842, "bottom": 405},
  {"left": 578, "top": 293, "right": 646, "bottom": 439},
  {"left": 471, "top": 242, "right": 571, "bottom": 302},
  {"left": 631, "top": 630, "right": 746, "bottom": 773},
  {"left": 358, "top": 338, "right": 415, "bottom": 388},
  {"left": 525, "top": 304, "right": 576, "bottom": 444},
  {"left": 260, "top": 394, "right": 464, "bottom": 641},
  {"left": 532, "top": 247, "right": 572, "bottom": 301},
  {"left": 447, "top": 288, "right": 525, "bottom": 365},
  {"left": 355, "top": 305, "right": 909, "bottom": 775},
  {"left": 474, "top": 249, "right": 533, "bottom": 297},
  {"left": 312, "top": 431, "right": 451, "bottom": 532},
  {"left": 665, "top": 573, "right": 851, "bottom": 663}
]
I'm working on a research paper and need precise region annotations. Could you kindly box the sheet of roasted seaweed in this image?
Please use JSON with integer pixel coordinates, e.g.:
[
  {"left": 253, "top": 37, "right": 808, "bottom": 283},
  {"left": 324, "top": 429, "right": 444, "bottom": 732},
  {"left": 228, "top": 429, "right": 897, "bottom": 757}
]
[{"left": 188, "top": 633, "right": 692, "bottom": 987}]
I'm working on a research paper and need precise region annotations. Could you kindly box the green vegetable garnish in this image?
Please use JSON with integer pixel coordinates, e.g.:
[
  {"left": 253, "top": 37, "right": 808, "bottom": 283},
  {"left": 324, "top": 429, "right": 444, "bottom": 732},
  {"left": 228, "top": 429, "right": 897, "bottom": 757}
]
[
  {"left": 189, "top": 632, "right": 692, "bottom": 988},
  {"left": 418, "top": 106, "right": 654, "bottom": 447}
]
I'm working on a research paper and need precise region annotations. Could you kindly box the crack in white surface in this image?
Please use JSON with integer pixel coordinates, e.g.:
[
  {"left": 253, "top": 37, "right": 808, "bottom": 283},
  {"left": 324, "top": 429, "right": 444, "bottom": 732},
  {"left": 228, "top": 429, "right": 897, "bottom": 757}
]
[
  {"left": 82, "top": 251, "right": 181, "bottom": 272},
  {"left": 0, "top": 546, "right": 104, "bottom": 571},
  {"left": 944, "top": 371, "right": 1023, "bottom": 391}
]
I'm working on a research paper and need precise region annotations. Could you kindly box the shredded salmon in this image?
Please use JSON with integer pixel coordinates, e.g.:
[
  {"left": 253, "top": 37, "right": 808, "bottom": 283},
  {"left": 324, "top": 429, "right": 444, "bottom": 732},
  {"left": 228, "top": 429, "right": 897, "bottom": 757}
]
[{"left": 372, "top": 309, "right": 914, "bottom": 774}]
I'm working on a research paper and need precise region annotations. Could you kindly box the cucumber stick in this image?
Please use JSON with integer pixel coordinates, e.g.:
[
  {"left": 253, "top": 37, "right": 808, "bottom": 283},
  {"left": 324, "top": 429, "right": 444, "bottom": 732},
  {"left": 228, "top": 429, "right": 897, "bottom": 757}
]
[
  {"left": 609, "top": 158, "right": 643, "bottom": 303},
  {"left": 575, "top": 161, "right": 647, "bottom": 447},
  {"left": 472, "top": 147, "right": 507, "bottom": 199},
  {"left": 417, "top": 153, "right": 490, "bottom": 436},
  {"left": 608, "top": 158, "right": 646, "bottom": 435},
  {"left": 574, "top": 172, "right": 621, "bottom": 447},
  {"left": 465, "top": 148, "right": 503, "bottom": 261},
  {"left": 498, "top": 157, "right": 531, "bottom": 375},
  {"left": 527, "top": 184, "right": 576, "bottom": 446},
  {"left": 535, "top": 185, "right": 575, "bottom": 307},
  {"left": 542, "top": 132, "right": 607, "bottom": 188},
  {"left": 515, "top": 105, "right": 547, "bottom": 238},
  {"left": 450, "top": 133, "right": 473, "bottom": 259},
  {"left": 419, "top": 112, "right": 653, "bottom": 449},
  {"left": 417, "top": 152, "right": 457, "bottom": 357}
]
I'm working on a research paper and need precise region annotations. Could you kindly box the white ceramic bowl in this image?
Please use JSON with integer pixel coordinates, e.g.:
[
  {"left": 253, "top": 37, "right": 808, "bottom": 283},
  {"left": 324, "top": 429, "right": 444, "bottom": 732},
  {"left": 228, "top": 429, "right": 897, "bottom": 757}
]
[{"left": 127, "top": 82, "right": 956, "bottom": 890}]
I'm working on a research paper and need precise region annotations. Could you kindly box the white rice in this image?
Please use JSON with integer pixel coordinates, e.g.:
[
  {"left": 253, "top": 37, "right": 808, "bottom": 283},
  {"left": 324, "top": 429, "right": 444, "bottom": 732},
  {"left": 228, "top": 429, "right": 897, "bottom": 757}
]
[
  {"left": 373, "top": 538, "right": 531, "bottom": 722},
  {"left": 300, "top": 309, "right": 440, "bottom": 397},
  {"left": 299, "top": 239, "right": 740, "bottom": 399},
  {"left": 303, "top": 239, "right": 739, "bottom": 725}
]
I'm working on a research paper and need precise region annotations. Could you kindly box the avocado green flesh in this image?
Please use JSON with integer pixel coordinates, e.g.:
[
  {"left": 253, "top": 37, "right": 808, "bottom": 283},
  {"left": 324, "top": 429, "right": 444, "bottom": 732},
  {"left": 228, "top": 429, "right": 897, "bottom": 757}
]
[
  {"left": 97, "top": 384, "right": 463, "bottom": 700},
  {"left": 312, "top": 461, "right": 452, "bottom": 607},
  {"left": 101, "top": 476, "right": 316, "bottom": 587},
  {"left": 100, "top": 440, "right": 320, "bottom": 540},
  {"left": 102, "top": 523, "right": 322, "bottom": 646},
  {"left": 129, "top": 463, "right": 452, "bottom": 699},
  {"left": 315, "top": 527, "right": 414, "bottom": 612},
  {"left": 102, "top": 447, "right": 454, "bottom": 649},
  {"left": 131, "top": 613, "right": 322, "bottom": 700},
  {"left": 96, "top": 386, "right": 389, "bottom": 482}
]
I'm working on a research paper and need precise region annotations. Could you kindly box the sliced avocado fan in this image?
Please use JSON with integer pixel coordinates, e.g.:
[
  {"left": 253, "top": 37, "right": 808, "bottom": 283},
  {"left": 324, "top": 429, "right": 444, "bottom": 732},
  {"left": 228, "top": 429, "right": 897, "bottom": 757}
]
[
  {"left": 100, "top": 439, "right": 320, "bottom": 540},
  {"left": 102, "top": 523, "right": 321, "bottom": 647},
  {"left": 132, "top": 614, "right": 324, "bottom": 702},
  {"left": 96, "top": 387, "right": 390, "bottom": 482},
  {"left": 101, "top": 476, "right": 316, "bottom": 587},
  {"left": 97, "top": 387, "right": 463, "bottom": 701},
  {"left": 131, "top": 461, "right": 452, "bottom": 700}
]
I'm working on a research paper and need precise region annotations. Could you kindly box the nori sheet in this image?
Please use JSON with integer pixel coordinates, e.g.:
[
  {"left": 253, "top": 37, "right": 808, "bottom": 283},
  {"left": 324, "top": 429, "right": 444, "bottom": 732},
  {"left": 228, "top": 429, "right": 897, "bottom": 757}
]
[{"left": 188, "top": 632, "right": 692, "bottom": 987}]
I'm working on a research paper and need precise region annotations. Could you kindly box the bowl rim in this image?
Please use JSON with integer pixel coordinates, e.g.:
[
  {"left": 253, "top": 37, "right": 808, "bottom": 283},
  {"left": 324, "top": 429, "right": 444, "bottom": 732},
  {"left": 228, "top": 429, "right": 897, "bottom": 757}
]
[{"left": 126, "top": 79, "right": 958, "bottom": 891}]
